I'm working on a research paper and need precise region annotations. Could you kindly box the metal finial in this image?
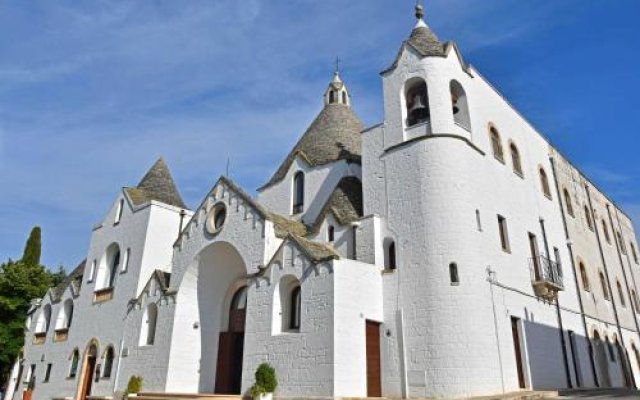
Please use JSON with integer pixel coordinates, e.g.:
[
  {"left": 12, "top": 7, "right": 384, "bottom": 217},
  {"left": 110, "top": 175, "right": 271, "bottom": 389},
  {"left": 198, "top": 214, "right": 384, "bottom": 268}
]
[
  {"left": 335, "top": 56, "right": 341, "bottom": 73},
  {"left": 415, "top": 2, "right": 424, "bottom": 20}
]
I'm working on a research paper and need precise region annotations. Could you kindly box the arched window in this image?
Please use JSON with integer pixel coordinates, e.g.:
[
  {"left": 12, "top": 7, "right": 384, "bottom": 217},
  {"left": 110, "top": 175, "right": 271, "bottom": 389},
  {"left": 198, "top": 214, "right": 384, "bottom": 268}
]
[
  {"left": 35, "top": 304, "right": 51, "bottom": 334},
  {"left": 55, "top": 299, "right": 74, "bottom": 330},
  {"left": 342, "top": 92, "right": 347, "bottom": 104},
  {"left": 606, "top": 336, "right": 616, "bottom": 361},
  {"left": 449, "top": 263, "right": 459, "bottom": 285},
  {"left": 602, "top": 220, "right": 611, "bottom": 244},
  {"left": 140, "top": 303, "right": 158, "bottom": 346},
  {"left": 617, "top": 280, "right": 626, "bottom": 307},
  {"left": 68, "top": 349, "right": 79, "bottom": 378},
  {"left": 384, "top": 239, "right": 397, "bottom": 270},
  {"left": 617, "top": 232, "right": 627, "bottom": 254},
  {"left": 289, "top": 285, "right": 302, "bottom": 330},
  {"left": 450, "top": 80, "right": 470, "bottom": 131},
  {"left": 109, "top": 250, "right": 120, "bottom": 287},
  {"left": 329, "top": 91, "right": 335, "bottom": 104},
  {"left": 103, "top": 346, "right": 114, "bottom": 378},
  {"left": 328, "top": 225, "right": 335, "bottom": 242},
  {"left": 292, "top": 171, "right": 304, "bottom": 214},
  {"left": 510, "top": 143, "right": 523, "bottom": 176},
  {"left": 489, "top": 127, "right": 504, "bottom": 162},
  {"left": 633, "top": 344, "right": 640, "bottom": 372},
  {"left": 631, "top": 242, "right": 638, "bottom": 264},
  {"left": 600, "top": 271, "right": 609, "bottom": 300},
  {"left": 96, "top": 243, "right": 121, "bottom": 291},
  {"left": 584, "top": 206, "right": 593, "bottom": 231},
  {"left": 539, "top": 168, "right": 551, "bottom": 198},
  {"left": 631, "top": 290, "right": 639, "bottom": 313},
  {"left": 115, "top": 199, "right": 124, "bottom": 224},
  {"left": 564, "top": 189, "right": 574, "bottom": 217},
  {"left": 579, "top": 263, "right": 590, "bottom": 291},
  {"left": 405, "top": 78, "right": 430, "bottom": 127}
]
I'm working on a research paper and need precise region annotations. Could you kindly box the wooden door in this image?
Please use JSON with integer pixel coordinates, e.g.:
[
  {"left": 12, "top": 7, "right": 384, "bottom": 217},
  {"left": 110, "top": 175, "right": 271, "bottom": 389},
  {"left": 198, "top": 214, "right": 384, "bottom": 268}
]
[
  {"left": 79, "top": 356, "right": 96, "bottom": 400},
  {"left": 215, "top": 332, "right": 244, "bottom": 394},
  {"left": 366, "top": 320, "right": 382, "bottom": 397},
  {"left": 511, "top": 317, "right": 526, "bottom": 389}
]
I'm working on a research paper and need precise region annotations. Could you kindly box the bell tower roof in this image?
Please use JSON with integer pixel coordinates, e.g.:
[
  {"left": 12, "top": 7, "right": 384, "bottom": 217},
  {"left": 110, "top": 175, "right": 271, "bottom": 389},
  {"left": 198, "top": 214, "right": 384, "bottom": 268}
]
[{"left": 407, "top": 3, "right": 444, "bottom": 57}]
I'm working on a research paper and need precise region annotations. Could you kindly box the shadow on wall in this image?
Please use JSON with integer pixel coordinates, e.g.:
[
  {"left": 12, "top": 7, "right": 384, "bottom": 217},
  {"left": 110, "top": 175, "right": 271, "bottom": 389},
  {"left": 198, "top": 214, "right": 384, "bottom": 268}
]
[{"left": 517, "top": 318, "right": 635, "bottom": 391}]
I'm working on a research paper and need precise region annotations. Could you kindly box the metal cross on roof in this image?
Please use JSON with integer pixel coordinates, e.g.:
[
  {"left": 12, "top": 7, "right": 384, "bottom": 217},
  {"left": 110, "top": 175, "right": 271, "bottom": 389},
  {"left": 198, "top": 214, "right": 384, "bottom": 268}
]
[{"left": 335, "top": 56, "right": 341, "bottom": 73}]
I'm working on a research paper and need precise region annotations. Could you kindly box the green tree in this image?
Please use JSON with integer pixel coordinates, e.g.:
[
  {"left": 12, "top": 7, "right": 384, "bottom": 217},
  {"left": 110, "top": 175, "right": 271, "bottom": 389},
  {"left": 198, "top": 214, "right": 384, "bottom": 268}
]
[
  {"left": 21, "top": 226, "right": 41, "bottom": 266},
  {"left": 0, "top": 226, "right": 66, "bottom": 386}
]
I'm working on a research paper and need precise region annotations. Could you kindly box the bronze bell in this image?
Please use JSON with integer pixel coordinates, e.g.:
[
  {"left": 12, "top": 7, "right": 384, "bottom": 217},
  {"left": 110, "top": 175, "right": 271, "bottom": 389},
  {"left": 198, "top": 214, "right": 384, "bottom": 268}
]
[
  {"left": 409, "top": 94, "right": 429, "bottom": 124},
  {"left": 452, "top": 94, "right": 460, "bottom": 115}
]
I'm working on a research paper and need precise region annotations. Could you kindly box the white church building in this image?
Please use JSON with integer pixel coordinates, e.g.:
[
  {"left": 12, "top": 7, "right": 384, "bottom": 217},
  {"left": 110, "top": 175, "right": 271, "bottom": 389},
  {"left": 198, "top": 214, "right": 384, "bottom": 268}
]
[{"left": 6, "top": 5, "right": 640, "bottom": 400}]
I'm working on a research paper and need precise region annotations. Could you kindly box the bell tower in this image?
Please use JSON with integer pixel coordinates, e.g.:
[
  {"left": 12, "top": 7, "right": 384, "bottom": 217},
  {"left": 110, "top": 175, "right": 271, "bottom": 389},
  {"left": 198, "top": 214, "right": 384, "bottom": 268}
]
[{"left": 324, "top": 69, "right": 351, "bottom": 107}]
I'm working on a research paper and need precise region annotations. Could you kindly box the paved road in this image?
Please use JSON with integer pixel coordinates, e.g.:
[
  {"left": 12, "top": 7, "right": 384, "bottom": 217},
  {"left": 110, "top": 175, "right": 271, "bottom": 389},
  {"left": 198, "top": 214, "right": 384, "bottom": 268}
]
[{"left": 557, "top": 389, "right": 640, "bottom": 399}]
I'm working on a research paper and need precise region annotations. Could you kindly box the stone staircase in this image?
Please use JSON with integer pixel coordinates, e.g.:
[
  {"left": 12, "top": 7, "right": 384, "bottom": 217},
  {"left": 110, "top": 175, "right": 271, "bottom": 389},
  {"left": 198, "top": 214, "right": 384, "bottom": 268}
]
[{"left": 134, "top": 393, "right": 242, "bottom": 400}]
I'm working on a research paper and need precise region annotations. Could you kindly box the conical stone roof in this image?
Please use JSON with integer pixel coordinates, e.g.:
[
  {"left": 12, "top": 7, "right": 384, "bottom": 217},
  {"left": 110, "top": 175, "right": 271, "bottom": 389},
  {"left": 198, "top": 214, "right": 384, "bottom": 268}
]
[
  {"left": 407, "top": 23, "right": 445, "bottom": 57},
  {"left": 260, "top": 99, "right": 363, "bottom": 190},
  {"left": 125, "top": 158, "right": 187, "bottom": 209}
]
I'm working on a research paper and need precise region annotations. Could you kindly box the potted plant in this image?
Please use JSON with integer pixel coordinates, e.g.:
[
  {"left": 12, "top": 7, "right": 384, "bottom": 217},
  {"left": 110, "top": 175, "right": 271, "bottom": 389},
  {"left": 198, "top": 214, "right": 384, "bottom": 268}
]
[
  {"left": 125, "top": 375, "right": 143, "bottom": 398},
  {"left": 250, "top": 363, "right": 277, "bottom": 400}
]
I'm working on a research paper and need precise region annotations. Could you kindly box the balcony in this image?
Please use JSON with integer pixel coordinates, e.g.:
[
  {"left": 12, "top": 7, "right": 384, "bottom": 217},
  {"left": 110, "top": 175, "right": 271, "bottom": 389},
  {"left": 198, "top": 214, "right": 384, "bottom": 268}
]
[
  {"left": 93, "top": 287, "right": 114, "bottom": 303},
  {"left": 54, "top": 328, "right": 69, "bottom": 342},
  {"left": 33, "top": 332, "right": 46, "bottom": 345},
  {"left": 529, "top": 255, "right": 564, "bottom": 301}
]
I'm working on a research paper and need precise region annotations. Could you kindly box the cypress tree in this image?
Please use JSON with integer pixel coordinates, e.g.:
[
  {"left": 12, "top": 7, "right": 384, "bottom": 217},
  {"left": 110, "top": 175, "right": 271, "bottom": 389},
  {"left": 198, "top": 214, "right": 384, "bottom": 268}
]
[{"left": 21, "top": 226, "right": 41, "bottom": 266}]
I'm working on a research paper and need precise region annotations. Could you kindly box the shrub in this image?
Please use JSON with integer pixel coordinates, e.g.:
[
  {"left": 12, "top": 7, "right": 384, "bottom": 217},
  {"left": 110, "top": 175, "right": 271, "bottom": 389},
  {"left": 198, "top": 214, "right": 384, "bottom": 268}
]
[
  {"left": 254, "top": 363, "right": 277, "bottom": 393},
  {"left": 249, "top": 384, "right": 266, "bottom": 397},
  {"left": 126, "top": 375, "right": 143, "bottom": 394}
]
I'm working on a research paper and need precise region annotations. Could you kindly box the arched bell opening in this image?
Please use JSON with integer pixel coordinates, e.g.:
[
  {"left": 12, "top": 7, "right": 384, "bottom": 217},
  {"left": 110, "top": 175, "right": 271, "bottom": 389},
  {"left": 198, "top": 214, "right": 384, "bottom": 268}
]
[{"left": 404, "top": 77, "right": 430, "bottom": 128}]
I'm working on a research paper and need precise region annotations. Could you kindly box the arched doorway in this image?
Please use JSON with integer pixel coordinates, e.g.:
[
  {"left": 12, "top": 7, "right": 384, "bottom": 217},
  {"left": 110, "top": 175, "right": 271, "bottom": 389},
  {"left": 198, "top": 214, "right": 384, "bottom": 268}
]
[
  {"left": 184, "top": 241, "right": 248, "bottom": 394},
  {"left": 215, "top": 286, "right": 248, "bottom": 394},
  {"left": 592, "top": 331, "right": 611, "bottom": 387},
  {"left": 77, "top": 342, "right": 98, "bottom": 400}
]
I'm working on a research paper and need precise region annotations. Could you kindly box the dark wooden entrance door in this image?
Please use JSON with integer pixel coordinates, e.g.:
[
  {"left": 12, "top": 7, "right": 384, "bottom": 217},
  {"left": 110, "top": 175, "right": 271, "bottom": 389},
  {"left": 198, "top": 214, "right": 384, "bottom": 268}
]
[
  {"left": 366, "top": 320, "right": 382, "bottom": 397},
  {"left": 215, "top": 286, "right": 247, "bottom": 394},
  {"left": 511, "top": 317, "right": 526, "bottom": 389},
  {"left": 79, "top": 354, "right": 96, "bottom": 400}
]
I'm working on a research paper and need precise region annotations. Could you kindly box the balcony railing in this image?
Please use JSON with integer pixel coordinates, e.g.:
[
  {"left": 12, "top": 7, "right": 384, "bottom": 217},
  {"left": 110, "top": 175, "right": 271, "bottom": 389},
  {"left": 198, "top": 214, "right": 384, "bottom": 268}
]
[
  {"left": 529, "top": 255, "right": 564, "bottom": 300},
  {"left": 54, "top": 328, "right": 69, "bottom": 342},
  {"left": 93, "top": 287, "right": 114, "bottom": 303},
  {"left": 33, "top": 332, "right": 46, "bottom": 345}
]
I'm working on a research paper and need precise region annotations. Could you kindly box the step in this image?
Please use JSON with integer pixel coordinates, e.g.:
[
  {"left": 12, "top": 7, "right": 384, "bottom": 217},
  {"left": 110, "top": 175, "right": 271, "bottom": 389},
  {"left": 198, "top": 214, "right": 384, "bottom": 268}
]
[
  {"left": 462, "top": 390, "right": 559, "bottom": 400},
  {"left": 136, "top": 393, "right": 242, "bottom": 400}
]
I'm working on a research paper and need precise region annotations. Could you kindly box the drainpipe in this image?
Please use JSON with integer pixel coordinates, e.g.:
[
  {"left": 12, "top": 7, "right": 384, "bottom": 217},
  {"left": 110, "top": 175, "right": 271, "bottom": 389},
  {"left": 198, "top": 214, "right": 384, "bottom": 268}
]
[
  {"left": 549, "top": 156, "right": 598, "bottom": 387},
  {"left": 607, "top": 205, "right": 639, "bottom": 388},
  {"left": 178, "top": 209, "right": 187, "bottom": 239},
  {"left": 539, "top": 217, "right": 572, "bottom": 388},
  {"left": 585, "top": 185, "right": 628, "bottom": 385}
]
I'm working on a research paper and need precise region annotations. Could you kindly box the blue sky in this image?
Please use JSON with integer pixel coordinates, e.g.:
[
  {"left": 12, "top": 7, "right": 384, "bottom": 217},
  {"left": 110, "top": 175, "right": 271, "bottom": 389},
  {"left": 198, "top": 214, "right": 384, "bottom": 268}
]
[{"left": 1, "top": 1, "right": 639, "bottom": 270}]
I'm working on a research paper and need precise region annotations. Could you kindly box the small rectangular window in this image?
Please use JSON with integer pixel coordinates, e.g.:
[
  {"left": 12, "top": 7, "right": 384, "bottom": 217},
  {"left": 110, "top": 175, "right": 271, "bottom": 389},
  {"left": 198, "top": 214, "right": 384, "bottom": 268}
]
[
  {"left": 88, "top": 260, "right": 96, "bottom": 283},
  {"left": 449, "top": 263, "right": 460, "bottom": 285},
  {"left": 476, "top": 209, "right": 482, "bottom": 232},
  {"left": 44, "top": 363, "right": 52, "bottom": 382},
  {"left": 121, "top": 248, "right": 130, "bottom": 273},
  {"left": 114, "top": 199, "right": 124, "bottom": 224},
  {"left": 498, "top": 215, "right": 510, "bottom": 252}
]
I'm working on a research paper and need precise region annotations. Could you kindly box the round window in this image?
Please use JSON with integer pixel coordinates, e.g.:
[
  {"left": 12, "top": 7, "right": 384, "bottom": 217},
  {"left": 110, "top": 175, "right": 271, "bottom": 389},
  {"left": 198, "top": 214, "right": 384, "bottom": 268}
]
[{"left": 205, "top": 202, "right": 227, "bottom": 235}]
